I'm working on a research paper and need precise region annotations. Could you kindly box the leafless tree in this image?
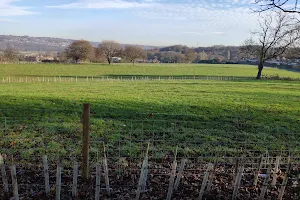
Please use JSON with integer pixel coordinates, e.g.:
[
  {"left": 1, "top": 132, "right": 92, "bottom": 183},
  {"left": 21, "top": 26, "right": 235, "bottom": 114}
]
[
  {"left": 98, "top": 40, "right": 121, "bottom": 65},
  {"left": 241, "top": 12, "right": 300, "bottom": 79},
  {"left": 3, "top": 44, "right": 19, "bottom": 63},
  {"left": 0, "top": 51, "right": 5, "bottom": 62},
  {"left": 65, "top": 40, "right": 94, "bottom": 63},
  {"left": 184, "top": 49, "right": 197, "bottom": 63},
  {"left": 124, "top": 45, "right": 146, "bottom": 65},
  {"left": 255, "top": 0, "right": 300, "bottom": 13}
]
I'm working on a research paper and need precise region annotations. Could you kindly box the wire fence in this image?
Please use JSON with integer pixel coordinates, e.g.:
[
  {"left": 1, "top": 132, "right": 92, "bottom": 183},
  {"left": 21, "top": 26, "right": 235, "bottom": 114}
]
[
  {"left": 1, "top": 107, "right": 300, "bottom": 199},
  {"left": 1, "top": 75, "right": 300, "bottom": 83},
  {"left": 1, "top": 114, "right": 300, "bottom": 161}
]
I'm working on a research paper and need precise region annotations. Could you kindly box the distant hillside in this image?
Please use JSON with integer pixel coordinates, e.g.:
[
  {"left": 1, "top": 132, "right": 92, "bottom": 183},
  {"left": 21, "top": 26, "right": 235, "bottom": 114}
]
[{"left": 0, "top": 35, "right": 159, "bottom": 52}]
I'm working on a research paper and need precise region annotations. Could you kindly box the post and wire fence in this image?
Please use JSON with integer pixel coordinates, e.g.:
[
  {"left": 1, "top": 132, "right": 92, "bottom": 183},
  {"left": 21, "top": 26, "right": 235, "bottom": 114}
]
[
  {"left": 1, "top": 103, "right": 300, "bottom": 199},
  {"left": 1, "top": 75, "right": 300, "bottom": 84}
]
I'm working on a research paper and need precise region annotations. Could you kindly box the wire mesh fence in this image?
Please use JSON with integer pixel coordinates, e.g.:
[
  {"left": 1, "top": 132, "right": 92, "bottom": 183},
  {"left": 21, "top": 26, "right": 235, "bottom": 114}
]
[
  {"left": 1, "top": 107, "right": 300, "bottom": 199},
  {"left": 1, "top": 116, "right": 300, "bottom": 162}
]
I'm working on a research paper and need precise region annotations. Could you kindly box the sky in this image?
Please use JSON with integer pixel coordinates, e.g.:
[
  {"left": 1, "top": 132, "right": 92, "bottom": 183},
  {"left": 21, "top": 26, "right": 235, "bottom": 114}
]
[{"left": 0, "top": 0, "right": 261, "bottom": 46}]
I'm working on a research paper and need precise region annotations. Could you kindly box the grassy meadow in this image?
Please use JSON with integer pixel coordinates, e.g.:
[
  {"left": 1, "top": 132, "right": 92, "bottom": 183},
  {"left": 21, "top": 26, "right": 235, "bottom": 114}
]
[
  {"left": 0, "top": 63, "right": 299, "bottom": 160},
  {"left": 0, "top": 63, "right": 300, "bottom": 78}
]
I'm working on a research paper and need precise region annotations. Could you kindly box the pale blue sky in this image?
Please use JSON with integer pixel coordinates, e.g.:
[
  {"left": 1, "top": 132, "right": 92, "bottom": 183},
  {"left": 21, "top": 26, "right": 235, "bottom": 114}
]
[{"left": 0, "top": 0, "right": 260, "bottom": 46}]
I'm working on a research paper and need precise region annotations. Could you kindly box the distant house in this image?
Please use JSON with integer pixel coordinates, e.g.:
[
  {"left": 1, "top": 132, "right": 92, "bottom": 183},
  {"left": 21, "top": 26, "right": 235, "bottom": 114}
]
[
  {"left": 247, "top": 59, "right": 258, "bottom": 63},
  {"left": 112, "top": 57, "right": 121, "bottom": 63},
  {"left": 40, "top": 56, "right": 55, "bottom": 62},
  {"left": 265, "top": 60, "right": 281, "bottom": 65},
  {"left": 24, "top": 55, "right": 55, "bottom": 62}
]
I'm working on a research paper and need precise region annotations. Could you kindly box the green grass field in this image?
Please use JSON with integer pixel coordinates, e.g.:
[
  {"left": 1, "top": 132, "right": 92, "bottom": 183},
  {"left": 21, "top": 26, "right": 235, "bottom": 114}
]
[
  {"left": 0, "top": 63, "right": 299, "bottom": 160},
  {"left": 1, "top": 63, "right": 300, "bottom": 78}
]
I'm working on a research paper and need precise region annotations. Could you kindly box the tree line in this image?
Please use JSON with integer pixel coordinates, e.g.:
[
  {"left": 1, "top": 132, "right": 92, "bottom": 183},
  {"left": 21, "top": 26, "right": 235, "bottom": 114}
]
[
  {"left": 2, "top": 0, "right": 300, "bottom": 79},
  {"left": 63, "top": 40, "right": 215, "bottom": 64},
  {"left": 64, "top": 40, "right": 147, "bottom": 65}
]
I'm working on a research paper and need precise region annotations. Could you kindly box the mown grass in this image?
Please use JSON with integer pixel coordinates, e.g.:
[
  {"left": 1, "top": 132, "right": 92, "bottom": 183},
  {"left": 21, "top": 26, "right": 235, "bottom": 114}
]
[
  {"left": 0, "top": 63, "right": 300, "bottom": 78},
  {"left": 0, "top": 75, "right": 299, "bottom": 160}
]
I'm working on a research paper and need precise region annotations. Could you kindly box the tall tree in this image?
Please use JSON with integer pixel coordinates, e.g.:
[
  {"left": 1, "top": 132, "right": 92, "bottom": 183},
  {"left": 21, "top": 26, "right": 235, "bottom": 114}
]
[
  {"left": 255, "top": 0, "right": 300, "bottom": 13},
  {"left": 184, "top": 49, "right": 197, "bottom": 63},
  {"left": 124, "top": 45, "right": 146, "bottom": 65},
  {"left": 92, "top": 47, "right": 107, "bottom": 63},
  {"left": 241, "top": 12, "right": 300, "bottom": 79},
  {"left": 98, "top": 40, "right": 121, "bottom": 65},
  {"left": 65, "top": 40, "right": 94, "bottom": 63}
]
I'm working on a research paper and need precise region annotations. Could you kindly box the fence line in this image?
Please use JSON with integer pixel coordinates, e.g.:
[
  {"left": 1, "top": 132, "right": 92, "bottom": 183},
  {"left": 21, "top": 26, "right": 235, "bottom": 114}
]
[
  {"left": 1, "top": 75, "right": 299, "bottom": 83},
  {"left": 1, "top": 104, "right": 300, "bottom": 199}
]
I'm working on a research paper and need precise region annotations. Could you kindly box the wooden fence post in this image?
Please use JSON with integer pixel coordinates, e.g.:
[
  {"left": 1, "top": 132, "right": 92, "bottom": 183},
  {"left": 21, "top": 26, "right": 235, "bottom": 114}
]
[
  {"left": 43, "top": 155, "right": 50, "bottom": 194},
  {"left": 10, "top": 165, "right": 19, "bottom": 200},
  {"left": 82, "top": 103, "right": 90, "bottom": 180},
  {"left": 56, "top": 162, "right": 62, "bottom": 200},
  {"left": 72, "top": 161, "right": 78, "bottom": 197},
  {"left": 0, "top": 154, "right": 9, "bottom": 193}
]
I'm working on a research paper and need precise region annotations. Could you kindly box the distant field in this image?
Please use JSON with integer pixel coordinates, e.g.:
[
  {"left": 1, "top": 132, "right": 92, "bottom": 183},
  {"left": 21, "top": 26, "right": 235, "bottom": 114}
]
[{"left": 0, "top": 63, "right": 299, "bottom": 78}]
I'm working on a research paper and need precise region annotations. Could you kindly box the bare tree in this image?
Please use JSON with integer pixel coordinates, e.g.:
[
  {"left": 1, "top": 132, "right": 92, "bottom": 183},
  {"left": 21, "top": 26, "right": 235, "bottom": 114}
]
[
  {"left": 255, "top": 0, "right": 300, "bottom": 13},
  {"left": 98, "top": 40, "right": 121, "bottom": 65},
  {"left": 65, "top": 40, "right": 94, "bottom": 63},
  {"left": 241, "top": 12, "right": 300, "bottom": 79},
  {"left": 124, "top": 45, "right": 146, "bottom": 65},
  {"left": 3, "top": 44, "right": 19, "bottom": 63},
  {"left": 184, "top": 49, "right": 197, "bottom": 63},
  {"left": 0, "top": 51, "right": 4, "bottom": 62}
]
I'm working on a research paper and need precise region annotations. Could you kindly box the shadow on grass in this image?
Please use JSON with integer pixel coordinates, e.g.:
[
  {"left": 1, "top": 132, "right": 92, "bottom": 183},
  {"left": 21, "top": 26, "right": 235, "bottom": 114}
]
[{"left": 0, "top": 95, "right": 299, "bottom": 149}]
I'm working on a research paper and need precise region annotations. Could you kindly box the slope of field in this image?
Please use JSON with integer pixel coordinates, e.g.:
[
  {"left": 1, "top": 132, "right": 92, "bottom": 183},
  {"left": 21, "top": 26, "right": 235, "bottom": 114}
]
[
  {"left": 0, "top": 63, "right": 299, "bottom": 78},
  {"left": 0, "top": 77, "right": 299, "bottom": 159}
]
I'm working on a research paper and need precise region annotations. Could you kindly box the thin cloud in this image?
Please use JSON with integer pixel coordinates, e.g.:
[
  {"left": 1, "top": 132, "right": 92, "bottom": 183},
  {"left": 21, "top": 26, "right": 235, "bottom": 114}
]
[
  {"left": 0, "top": 0, "right": 36, "bottom": 16},
  {"left": 184, "top": 32, "right": 203, "bottom": 35},
  {"left": 46, "top": 0, "right": 154, "bottom": 9},
  {"left": 135, "top": 1, "right": 258, "bottom": 30}
]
